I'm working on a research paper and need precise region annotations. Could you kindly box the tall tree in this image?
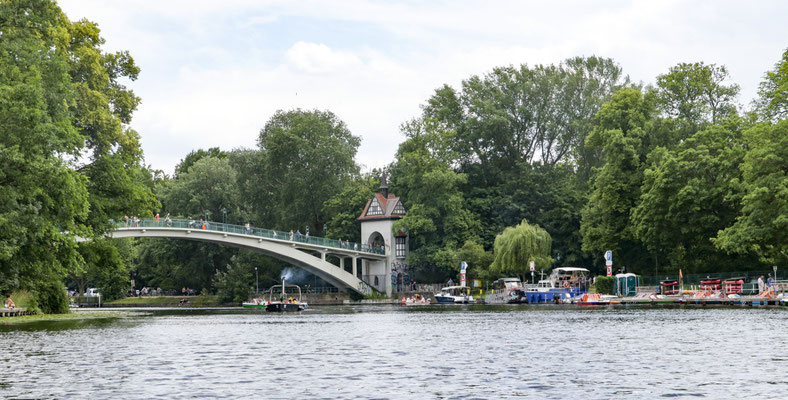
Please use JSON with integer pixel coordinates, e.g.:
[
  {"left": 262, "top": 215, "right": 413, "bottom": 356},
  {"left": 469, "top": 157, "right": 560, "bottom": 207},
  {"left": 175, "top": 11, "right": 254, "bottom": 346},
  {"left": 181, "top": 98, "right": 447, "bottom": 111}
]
[
  {"left": 714, "top": 120, "right": 788, "bottom": 266},
  {"left": 754, "top": 48, "right": 788, "bottom": 122},
  {"left": 0, "top": 0, "right": 155, "bottom": 310},
  {"left": 256, "top": 109, "right": 361, "bottom": 234},
  {"left": 655, "top": 62, "right": 740, "bottom": 137}
]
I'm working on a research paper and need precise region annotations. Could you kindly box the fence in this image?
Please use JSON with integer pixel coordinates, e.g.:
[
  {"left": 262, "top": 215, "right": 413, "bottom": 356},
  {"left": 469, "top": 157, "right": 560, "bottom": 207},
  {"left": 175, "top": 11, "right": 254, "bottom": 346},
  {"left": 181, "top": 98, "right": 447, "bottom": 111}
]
[
  {"left": 115, "top": 218, "right": 385, "bottom": 255},
  {"left": 638, "top": 270, "right": 780, "bottom": 286}
]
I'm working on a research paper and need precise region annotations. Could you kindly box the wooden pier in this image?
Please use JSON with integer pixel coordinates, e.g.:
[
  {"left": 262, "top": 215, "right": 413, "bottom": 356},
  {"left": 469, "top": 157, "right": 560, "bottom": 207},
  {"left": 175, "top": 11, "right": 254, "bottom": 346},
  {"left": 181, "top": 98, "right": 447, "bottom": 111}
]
[{"left": 0, "top": 308, "right": 33, "bottom": 317}]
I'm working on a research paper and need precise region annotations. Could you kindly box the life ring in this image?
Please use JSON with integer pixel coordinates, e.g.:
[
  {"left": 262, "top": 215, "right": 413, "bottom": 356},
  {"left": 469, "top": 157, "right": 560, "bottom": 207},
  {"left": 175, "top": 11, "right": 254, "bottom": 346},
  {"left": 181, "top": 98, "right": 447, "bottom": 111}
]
[{"left": 563, "top": 281, "right": 570, "bottom": 289}]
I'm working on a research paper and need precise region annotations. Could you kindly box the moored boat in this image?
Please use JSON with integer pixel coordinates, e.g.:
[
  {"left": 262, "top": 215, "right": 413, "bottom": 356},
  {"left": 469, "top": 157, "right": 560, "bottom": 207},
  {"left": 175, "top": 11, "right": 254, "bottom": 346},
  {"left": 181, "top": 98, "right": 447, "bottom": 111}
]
[
  {"left": 434, "top": 286, "right": 474, "bottom": 304},
  {"left": 401, "top": 293, "right": 430, "bottom": 306},
  {"left": 525, "top": 267, "right": 590, "bottom": 304},
  {"left": 484, "top": 278, "right": 528, "bottom": 304}
]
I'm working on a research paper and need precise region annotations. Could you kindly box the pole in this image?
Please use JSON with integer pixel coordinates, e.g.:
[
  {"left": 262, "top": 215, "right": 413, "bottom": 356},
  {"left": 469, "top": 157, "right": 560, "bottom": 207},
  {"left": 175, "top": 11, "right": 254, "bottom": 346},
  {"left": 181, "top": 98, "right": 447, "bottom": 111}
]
[{"left": 255, "top": 267, "right": 258, "bottom": 295}]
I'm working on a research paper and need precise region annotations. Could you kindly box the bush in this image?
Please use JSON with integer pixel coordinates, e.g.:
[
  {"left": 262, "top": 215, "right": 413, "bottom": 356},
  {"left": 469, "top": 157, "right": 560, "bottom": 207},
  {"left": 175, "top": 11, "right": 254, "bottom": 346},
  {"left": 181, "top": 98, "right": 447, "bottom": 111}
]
[
  {"left": 34, "top": 277, "right": 70, "bottom": 314},
  {"left": 594, "top": 276, "right": 614, "bottom": 295}
]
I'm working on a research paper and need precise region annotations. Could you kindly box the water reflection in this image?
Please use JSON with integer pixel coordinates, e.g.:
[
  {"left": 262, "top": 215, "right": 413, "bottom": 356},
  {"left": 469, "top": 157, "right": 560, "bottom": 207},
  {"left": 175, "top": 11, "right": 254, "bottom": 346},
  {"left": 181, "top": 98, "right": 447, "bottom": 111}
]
[{"left": 0, "top": 306, "right": 786, "bottom": 399}]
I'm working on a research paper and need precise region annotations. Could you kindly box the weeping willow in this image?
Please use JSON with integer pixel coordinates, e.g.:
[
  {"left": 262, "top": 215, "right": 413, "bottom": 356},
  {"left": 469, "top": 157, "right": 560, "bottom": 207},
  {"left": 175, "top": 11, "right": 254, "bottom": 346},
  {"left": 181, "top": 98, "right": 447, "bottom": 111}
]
[{"left": 490, "top": 219, "right": 554, "bottom": 280}]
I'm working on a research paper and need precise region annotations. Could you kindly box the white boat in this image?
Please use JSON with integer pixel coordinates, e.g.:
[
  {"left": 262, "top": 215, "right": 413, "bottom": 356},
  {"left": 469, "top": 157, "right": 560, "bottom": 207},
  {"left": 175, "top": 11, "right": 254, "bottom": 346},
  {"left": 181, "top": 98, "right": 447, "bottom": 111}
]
[
  {"left": 484, "top": 278, "right": 528, "bottom": 304},
  {"left": 401, "top": 293, "right": 430, "bottom": 306},
  {"left": 525, "top": 267, "right": 591, "bottom": 303},
  {"left": 434, "top": 286, "right": 474, "bottom": 304}
]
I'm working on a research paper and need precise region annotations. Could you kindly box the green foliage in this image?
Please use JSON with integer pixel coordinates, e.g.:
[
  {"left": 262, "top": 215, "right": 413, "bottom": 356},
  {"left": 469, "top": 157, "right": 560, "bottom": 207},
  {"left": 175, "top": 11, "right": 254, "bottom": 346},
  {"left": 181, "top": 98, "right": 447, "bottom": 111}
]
[
  {"left": 213, "top": 256, "right": 253, "bottom": 303},
  {"left": 323, "top": 174, "right": 377, "bottom": 242},
  {"left": 174, "top": 147, "right": 228, "bottom": 178},
  {"left": 75, "top": 238, "right": 130, "bottom": 301},
  {"left": 158, "top": 156, "right": 242, "bottom": 222},
  {"left": 755, "top": 48, "right": 788, "bottom": 121},
  {"left": 255, "top": 109, "right": 361, "bottom": 234},
  {"left": 655, "top": 62, "right": 740, "bottom": 137},
  {"left": 594, "top": 276, "right": 614, "bottom": 294},
  {"left": 33, "top": 273, "right": 70, "bottom": 314},
  {"left": 490, "top": 219, "right": 553, "bottom": 280},
  {"left": 714, "top": 120, "right": 788, "bottom": 265}
]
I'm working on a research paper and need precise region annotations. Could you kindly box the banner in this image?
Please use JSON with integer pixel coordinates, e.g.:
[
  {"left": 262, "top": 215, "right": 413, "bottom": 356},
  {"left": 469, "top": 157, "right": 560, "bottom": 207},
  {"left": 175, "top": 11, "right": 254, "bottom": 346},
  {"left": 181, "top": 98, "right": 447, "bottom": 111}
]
[{"left": 460, "top": 261, "right": 467, "bottom": 287}]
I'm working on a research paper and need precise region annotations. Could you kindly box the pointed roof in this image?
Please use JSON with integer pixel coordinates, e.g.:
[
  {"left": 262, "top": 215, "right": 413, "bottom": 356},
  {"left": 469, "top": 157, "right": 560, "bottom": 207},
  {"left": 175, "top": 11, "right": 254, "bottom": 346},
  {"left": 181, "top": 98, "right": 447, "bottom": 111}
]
[{"left": 357, "top": 192, "right": 406, "bottom": 221}]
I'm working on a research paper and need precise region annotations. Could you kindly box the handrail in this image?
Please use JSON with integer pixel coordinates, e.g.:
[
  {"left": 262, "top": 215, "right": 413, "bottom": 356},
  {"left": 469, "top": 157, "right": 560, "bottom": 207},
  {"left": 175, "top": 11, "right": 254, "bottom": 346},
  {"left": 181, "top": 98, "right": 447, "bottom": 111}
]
[{"left": 114, "top": 218, "right": 386, "bottom": 255}]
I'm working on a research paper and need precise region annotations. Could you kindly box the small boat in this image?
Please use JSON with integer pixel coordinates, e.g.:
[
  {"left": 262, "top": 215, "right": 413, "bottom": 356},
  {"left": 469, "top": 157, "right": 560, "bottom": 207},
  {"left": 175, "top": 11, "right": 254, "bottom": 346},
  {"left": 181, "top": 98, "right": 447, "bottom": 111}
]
[
  {"left": 242, "top": 297, "right": 267, "bottom": 309},
  {"left": 525, "top": 267, "right": 591, "bottom": 304},
  {"left": 576, "top": 293, "right": 613, "bottom": 306},
  {"left": 262, "top": 279, "right": 307, "bottom": 312},
  {"left": 401, "top": 293, "right": 430, "bottom": 306},
  {"left": 434, "top": 285, "right": 474, "bottom": 304},
  {"left": 484, "top": 278, "right": 528, "bottom": 304}
]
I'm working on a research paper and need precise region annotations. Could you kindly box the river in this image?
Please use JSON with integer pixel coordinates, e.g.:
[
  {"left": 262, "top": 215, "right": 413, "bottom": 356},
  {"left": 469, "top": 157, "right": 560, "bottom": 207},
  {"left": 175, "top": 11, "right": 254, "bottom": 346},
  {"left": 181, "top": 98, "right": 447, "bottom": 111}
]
[{"left": 1, "top": 305, "right": 786, "bottom": 399}]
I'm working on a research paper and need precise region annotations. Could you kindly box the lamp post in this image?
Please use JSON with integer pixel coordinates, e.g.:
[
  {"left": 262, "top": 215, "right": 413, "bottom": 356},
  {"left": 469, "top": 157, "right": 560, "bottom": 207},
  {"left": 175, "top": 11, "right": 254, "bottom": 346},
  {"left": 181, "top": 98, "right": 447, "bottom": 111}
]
[
  {"left": 221, "top": 207, "right": 227, "bottom": 224},
  {"left": 204, "top": 209, "right": 211, "bottom": 222},
  {"left": 255, "top": 267, "right": 259, "bottom": 295}
]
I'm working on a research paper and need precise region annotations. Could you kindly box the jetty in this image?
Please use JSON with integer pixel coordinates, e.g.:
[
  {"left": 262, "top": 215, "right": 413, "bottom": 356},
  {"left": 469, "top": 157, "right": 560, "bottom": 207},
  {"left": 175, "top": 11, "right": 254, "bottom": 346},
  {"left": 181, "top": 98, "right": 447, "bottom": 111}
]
[{"left": 1, "top": 308, "right": 33, "bottom": 317}]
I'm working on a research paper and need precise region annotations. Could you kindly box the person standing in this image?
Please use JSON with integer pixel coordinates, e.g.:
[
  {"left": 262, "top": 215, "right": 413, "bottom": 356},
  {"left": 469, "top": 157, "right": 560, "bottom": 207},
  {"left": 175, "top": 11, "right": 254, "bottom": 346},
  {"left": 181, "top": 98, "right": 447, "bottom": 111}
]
[
  {"left": 767, "top": 274, "right": 775, "bottom": 290},
  {"left": 757, "top": 275, "right": 764, "bottom": 294}
]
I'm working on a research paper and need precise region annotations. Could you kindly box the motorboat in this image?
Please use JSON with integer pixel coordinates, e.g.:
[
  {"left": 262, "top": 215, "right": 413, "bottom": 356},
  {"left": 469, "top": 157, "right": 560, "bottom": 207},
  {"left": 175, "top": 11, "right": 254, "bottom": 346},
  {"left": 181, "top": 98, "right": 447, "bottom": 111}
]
[
  {"left": 525, "top": 267, "right": 590, "bottom": 303},
  {"left": 484, "top": 278, "right": 528, "bottom": 304},
  {"left": 262, "top": 279, "right": 307, "bottom": 312},
  {"left": 434, "top": 286, "right": 474, "bottom": 304}
]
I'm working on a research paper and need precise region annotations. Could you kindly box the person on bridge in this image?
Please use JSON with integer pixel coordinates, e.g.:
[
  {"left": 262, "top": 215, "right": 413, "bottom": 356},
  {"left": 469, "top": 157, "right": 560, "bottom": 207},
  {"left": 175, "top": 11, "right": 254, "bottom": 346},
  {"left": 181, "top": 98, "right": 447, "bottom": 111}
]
[
  {"left": 289, "top": 230, "right": 294, "bottom": 241},
  {"left": 296, "top": 230, "right": 302, "bottom": 241}
]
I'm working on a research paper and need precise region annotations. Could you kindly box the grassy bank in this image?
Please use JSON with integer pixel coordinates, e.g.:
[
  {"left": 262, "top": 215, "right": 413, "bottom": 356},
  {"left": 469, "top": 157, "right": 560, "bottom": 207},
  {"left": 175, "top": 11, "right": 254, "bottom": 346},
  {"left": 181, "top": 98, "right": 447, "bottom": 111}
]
[
  {"left": 106, "top": 295, "right": 223, "bottom": 306},
  {"left": 0, "top": 310, "right": 136, "bottom": 325}
]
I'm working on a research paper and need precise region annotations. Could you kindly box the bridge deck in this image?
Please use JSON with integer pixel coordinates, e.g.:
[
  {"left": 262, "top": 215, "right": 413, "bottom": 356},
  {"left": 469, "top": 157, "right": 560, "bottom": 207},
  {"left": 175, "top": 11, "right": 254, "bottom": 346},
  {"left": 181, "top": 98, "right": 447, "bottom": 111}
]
[{"left": 116, "top": 218, "right": 385, "bottom": 256}]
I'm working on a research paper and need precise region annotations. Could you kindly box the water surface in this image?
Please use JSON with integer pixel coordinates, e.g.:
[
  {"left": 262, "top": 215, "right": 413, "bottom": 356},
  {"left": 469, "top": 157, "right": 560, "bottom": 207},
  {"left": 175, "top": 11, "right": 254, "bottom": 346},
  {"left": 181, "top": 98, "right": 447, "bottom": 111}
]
[{"left": 1, "top": 305, "right": 786, "bottom": 399}]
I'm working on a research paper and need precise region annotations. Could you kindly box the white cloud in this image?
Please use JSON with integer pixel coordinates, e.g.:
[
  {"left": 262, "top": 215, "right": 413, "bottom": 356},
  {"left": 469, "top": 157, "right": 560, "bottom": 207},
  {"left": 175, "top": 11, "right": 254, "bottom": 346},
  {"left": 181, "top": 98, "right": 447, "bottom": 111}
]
[
  {"left": 56, "top": 0, "right": 788, "bottom": 175},
  {"left": 285, "top": 42, "right": 361, "bottom": 74}
]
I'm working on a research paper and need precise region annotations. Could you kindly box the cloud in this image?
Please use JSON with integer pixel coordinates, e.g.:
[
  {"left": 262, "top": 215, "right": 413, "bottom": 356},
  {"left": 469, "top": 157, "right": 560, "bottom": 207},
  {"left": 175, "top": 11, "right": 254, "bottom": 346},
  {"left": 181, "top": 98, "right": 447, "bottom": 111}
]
[{"left": 285, "top": 41, "right": 361, "bottom": 74}]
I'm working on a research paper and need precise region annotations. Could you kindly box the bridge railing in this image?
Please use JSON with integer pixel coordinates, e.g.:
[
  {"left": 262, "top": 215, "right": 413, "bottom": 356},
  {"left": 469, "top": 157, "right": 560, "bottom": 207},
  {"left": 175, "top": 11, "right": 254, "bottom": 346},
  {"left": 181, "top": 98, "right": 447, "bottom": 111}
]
[{"left": 114, "top": 218, "right": 386, "bottom": 256}]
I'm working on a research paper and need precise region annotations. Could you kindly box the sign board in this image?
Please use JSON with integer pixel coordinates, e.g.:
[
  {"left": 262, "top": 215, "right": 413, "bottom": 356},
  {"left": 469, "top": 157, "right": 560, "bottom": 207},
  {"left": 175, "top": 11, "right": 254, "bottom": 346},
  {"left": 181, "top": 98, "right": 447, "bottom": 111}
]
[
  {"left": 606, "top": 266, "right": 612, "bottom": 276},
  {"left": 472, "top": 279, "right": 481, "bottom": 288},
  {"left": 605, "top": 260, "right": 613, "bottom": 266},
  {"left": 604, "top": 250, "right": 612, "bottom": 262},
  {"left": 529, "top": 261, "right": 535, "bottom": 272}
]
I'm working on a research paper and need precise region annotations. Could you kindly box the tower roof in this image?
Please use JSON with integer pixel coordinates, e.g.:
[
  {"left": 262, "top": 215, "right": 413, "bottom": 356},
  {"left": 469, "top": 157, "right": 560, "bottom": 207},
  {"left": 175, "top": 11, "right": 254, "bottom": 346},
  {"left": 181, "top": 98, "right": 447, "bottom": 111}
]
[{"left": 357, "top": 192, "right": 406, "bottom": 221}]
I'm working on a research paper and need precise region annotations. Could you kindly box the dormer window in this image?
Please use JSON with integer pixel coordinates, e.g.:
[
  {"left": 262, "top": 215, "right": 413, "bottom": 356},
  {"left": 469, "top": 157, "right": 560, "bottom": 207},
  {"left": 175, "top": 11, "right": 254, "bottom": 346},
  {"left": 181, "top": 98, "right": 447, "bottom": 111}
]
[
  {"left": 366, "top": 198, "right": 383, "bottom": 216},
  {"left": 392, "top": 201, "right": 406, "bottom": 215}
]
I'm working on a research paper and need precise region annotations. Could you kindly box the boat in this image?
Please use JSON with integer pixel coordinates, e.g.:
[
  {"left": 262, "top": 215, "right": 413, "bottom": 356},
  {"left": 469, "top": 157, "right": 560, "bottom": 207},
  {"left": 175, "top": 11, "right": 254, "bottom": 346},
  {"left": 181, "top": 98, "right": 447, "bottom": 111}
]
[
  {"left": 484, "top": 278, "right": 528, "bottom": 304},
  {"left": 434, "top": 286, "right": 474, "bottom": 304},
  {"left": 242, "top": 297, "right": 267, "bottom": 309},
  {"left": 525, "top": 267, "right": 591, "bottom": 304},
  {"left": 401, "top": 293, "right": 430, "bottom": 306},
  {"left": 262, "top": 279, "right": 307, "bottom": 312},
  {"left": 576, "top": 293, "right": 616, "bottom": 306}
]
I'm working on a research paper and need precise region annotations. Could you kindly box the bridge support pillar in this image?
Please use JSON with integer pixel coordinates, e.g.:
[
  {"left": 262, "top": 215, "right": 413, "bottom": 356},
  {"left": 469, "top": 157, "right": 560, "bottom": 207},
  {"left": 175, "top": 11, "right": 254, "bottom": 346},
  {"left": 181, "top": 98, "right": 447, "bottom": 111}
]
[
  {"left": 352, "top": 256, "right": 358, "bottom": 277},
  {"left": 320, "top": 251, "right": 326, "bottom": 261}
]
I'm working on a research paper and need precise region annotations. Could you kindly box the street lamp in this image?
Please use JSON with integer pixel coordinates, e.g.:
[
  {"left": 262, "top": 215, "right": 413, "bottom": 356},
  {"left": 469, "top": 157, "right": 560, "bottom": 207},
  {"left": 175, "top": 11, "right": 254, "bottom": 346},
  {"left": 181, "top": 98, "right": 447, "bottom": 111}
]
[
  {"left": 255, "top": 267, "right": 259, "bottom": 295},
  {"left": 221, "top": 207, "right": 227, "bottom": 224},
  {"left": 204, "top": 209, "right": 211, "bottom": 222}
]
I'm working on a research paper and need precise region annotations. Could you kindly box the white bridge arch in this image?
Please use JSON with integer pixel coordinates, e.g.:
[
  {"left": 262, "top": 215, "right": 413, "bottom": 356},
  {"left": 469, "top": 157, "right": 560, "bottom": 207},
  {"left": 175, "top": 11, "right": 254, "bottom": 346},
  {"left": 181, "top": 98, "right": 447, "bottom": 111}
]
[{"left": 108, "top": 219, "right": 386, "bottom": 295}]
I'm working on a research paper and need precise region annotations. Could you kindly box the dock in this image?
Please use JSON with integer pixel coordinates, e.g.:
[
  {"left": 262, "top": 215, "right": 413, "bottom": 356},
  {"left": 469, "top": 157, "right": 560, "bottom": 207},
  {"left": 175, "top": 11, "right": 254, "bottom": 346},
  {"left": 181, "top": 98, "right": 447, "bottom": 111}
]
[
  {"left": 601, "top": 296, "right": 785, "bottom": 307},
  {"left": 0, "top": 308, "right": 33, "bottom": 317}
]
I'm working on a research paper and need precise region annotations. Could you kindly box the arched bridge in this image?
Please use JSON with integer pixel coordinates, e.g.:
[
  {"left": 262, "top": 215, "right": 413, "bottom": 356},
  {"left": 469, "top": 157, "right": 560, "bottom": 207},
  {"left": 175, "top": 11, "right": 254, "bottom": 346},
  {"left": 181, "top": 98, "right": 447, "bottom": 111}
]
[{"left": 108, "top": 218, "right": 386, "bottom": 295}]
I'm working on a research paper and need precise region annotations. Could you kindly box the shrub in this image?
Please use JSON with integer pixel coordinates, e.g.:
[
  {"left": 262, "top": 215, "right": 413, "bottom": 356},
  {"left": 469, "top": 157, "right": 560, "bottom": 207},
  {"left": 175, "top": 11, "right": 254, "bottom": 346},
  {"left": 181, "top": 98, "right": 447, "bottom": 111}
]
[{"left": 594, "top": 276, "right": 615, "bottom": 294}]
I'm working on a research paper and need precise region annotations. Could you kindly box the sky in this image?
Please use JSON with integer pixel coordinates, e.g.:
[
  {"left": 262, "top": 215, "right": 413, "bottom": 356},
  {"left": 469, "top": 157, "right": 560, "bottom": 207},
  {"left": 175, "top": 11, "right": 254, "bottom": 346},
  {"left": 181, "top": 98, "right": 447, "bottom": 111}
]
[{"left": 57, "top": 0, "right": 788, "bottom": 175}]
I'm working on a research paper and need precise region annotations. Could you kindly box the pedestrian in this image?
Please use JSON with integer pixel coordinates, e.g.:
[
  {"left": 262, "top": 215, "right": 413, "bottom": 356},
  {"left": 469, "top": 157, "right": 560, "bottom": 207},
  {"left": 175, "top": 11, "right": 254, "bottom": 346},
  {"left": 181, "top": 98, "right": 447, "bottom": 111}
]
[
  {"left": 296, "top": 230, "right": 302, "bottom": 241},
  {"left": 758, "top": 275, "right": 764, "bottom": 294},
  {"left": 124, "top": 215, "right": 129, "bottom": 226},
  {"left": 448, "top": 278, "right": 454, "bottom": 286},
  {"left": 767, "top": 274, "right": 775, "bottom": 289},
  {"left": 305, "top": 231, "right": 310, "bottom": 241},
  {"left": 289, "top": 230, "right": 294, "bottom": 241},
  {"left": 154, "top": 213, "right": 160, "bottom": 224},
  {"left": 165, "top": 215, "right": 172, "bottom": 227}
]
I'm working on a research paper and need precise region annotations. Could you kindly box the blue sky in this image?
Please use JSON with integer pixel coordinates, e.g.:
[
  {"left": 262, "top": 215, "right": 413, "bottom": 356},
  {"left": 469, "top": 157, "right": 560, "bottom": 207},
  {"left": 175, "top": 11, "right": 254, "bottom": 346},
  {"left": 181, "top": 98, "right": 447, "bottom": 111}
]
[{"left": 58, "top": 0, "right": 788, "bottom": 175}]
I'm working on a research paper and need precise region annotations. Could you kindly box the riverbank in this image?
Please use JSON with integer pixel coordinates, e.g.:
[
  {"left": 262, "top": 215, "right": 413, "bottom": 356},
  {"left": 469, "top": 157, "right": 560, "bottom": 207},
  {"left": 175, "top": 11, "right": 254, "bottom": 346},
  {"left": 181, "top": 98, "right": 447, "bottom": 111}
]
[{"left": 0, "top": 310, "right": 137, "bottom": 325}]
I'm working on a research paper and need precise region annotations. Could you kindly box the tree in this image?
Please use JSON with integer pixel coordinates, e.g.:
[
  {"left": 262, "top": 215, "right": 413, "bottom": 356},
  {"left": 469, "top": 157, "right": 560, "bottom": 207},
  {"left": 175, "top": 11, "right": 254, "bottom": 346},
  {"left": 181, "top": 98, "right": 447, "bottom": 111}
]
[
  {"left": 158, "top": 156, "right": 242, "bottom": 222},
  {"left": 489, "top": 220, "right": 553, "bottom": 280},
  {"left": 755, "top": 48, "right": 788, "bottom": 122},
  {"left": 390, "top": 118, "right": 481, "bottom": 282},
  {"left": 714, "top": 120, "right": 788, "bottom": 265},
  {"left": 0, "top": 0, "right": 155, "bottom": 311},
  {"left": 175, "top": 147, "right": 228, "bottom": 178},
  {"left": 256, "top": 109, "right": 361, "bottom": 234},
  {"left": 632, "top": 121, "right": 760, "bottom": 273},
  {"left": 581, "top": 88, "right": 658, "bottom": 273},
  {"left": 655, "top": 62, "right": 740, "bottom": 137},
  {"left": 323, "top": 174, "right": 378, "bottom": 243}
]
